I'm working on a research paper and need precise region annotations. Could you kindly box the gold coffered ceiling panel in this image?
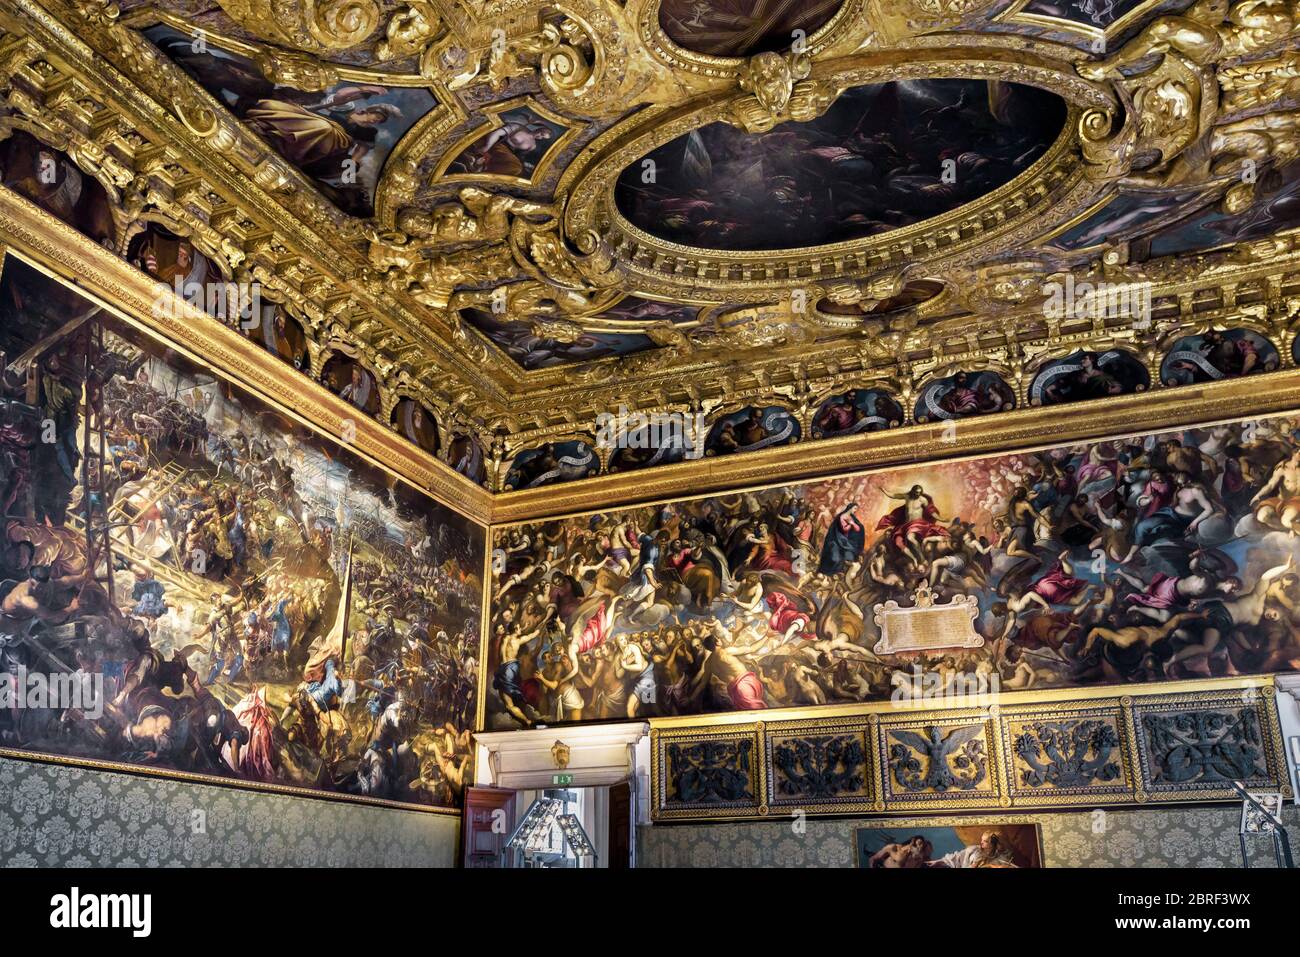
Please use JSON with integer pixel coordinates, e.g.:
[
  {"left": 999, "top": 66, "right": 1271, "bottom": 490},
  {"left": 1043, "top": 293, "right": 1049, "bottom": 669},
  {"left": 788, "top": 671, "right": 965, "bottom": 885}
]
[{"left": 0, "top": 0, "right": 1296, "bottom": 496}]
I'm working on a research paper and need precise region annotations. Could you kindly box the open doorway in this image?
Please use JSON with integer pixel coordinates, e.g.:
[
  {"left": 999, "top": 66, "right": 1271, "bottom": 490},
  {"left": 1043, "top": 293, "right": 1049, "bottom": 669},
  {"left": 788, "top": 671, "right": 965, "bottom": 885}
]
[{"left": 462, "top": 781, "right": 633, "bottom": 868}]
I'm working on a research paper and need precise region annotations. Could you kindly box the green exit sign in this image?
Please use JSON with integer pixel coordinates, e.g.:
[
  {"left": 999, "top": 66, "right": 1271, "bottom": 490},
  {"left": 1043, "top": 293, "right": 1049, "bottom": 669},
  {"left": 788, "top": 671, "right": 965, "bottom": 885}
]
[{"left": 553, "top": 773, "right": 574, "bottom": 785}]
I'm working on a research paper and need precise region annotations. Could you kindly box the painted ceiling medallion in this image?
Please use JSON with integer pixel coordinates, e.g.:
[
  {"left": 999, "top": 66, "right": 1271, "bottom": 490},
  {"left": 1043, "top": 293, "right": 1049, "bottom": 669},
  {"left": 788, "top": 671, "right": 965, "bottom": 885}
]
[{"left": 614, "top": 78, "right": 1066, "bottom": 251}]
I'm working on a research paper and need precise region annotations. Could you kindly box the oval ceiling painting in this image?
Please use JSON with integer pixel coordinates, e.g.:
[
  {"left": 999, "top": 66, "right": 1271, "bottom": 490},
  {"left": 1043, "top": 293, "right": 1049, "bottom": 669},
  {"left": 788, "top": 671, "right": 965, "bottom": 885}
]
[{"left": 615, "top": 79, "right": 1066, "bottom": 251}]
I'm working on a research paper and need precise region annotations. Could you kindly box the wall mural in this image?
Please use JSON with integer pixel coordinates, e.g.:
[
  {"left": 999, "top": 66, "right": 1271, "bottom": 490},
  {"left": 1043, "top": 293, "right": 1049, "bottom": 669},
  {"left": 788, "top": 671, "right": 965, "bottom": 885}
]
[
  {"left": 485, "top": 413, "right": 1300, "bottom": 728},
  {"left": 146, "top": 25, "right": 435, "bottom": 217},
  {"left": 0, "top": 256, "right": 484, "bottom": 810},
  {"left": 615, "top": 79, "right": 1065, "bottom": 251}
]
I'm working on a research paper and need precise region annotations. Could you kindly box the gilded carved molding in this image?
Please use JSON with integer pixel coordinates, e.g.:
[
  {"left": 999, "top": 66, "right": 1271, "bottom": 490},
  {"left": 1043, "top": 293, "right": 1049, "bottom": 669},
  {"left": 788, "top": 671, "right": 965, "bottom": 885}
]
[
  {"left": 649, "top": 678, "right": 1292, "bottom": 822},
  {"left": 0, "top": 0, "right": 1297, "bottom": 501}
]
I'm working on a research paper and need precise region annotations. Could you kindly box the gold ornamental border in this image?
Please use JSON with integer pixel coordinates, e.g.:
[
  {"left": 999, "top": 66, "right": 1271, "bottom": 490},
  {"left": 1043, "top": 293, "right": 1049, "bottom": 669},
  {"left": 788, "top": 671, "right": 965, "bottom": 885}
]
[
  {"left": 997, "top": 700, "right": 1137, "bottom": 808},
  {"left": 650, "top": 722, "right": 766, "bottom": 821},
  {"left": 488, "top": 371, "right": 1300, "bottom": 524},
  {"left": 647, "top": 676, "right": 1292, "bottom": 824},
  {"left": 873, "top": 707, "right": 1005, "bottom": 814}
]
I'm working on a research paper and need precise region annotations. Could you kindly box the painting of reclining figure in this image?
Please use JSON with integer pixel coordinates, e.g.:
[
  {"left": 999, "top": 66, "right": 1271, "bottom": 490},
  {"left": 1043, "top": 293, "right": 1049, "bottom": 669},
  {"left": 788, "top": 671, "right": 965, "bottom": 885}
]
[
  {"left": 0, "top": 256, "right": 483, "bottom": 809},
  {"left": 486, "top": 410, "right": 1300, "bottom": 728},
  {"left": 856, "top": 821, "right": 1043, "bottom": 868}
]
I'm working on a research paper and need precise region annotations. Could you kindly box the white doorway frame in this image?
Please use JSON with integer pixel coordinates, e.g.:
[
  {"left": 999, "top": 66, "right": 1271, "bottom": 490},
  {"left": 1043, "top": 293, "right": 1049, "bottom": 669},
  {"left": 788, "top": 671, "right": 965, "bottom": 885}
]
[{"left": 474, "top": 722, "right": 653, "bottom": 864}]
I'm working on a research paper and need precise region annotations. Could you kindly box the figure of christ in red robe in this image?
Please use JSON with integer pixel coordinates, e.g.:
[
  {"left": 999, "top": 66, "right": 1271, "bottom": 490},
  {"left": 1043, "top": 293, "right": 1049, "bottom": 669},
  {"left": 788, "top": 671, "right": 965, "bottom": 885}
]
[
  {"left": 745, "top": 527, "right": 793, "bottom": 574},
  {"left": 875, "top": 489, "right": 950, "bottom": 562}
]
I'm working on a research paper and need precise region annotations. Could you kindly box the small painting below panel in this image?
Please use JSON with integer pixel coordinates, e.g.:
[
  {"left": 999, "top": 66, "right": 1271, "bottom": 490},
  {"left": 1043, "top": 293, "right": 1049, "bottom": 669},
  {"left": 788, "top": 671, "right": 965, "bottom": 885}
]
[{"left": 855, "top": 817, "right": 1044, "bottom": 868}]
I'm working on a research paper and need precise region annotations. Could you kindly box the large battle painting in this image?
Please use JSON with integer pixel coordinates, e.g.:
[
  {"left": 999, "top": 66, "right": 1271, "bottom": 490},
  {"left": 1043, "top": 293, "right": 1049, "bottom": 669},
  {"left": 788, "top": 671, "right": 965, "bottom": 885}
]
[
  {"left": 485, "top": 413, "right": 1300, "bottom": 728},
  {"left": 614, "top": 79, "right": 1065, "bottom": 250},
  {"left": 0, "top": 256, "right": 483, "bottom": 809}
]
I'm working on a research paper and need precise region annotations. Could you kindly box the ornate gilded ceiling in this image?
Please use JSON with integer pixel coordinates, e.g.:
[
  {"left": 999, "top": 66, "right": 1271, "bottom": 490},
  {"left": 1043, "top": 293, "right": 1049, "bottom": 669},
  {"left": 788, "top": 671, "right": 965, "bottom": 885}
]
[{"left": 0, "top": 0, "right": 1297, "bottom": 493}]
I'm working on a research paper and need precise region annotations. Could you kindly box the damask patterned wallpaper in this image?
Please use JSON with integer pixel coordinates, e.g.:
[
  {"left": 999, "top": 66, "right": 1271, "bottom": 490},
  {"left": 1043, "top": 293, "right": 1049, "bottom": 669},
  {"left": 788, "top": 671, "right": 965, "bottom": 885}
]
[
  {"left": 637, "top": 805, "right": 1300, "bottom": 868},
  {"left": 0, "top": 757, "right": 460, "bottom": 868}
]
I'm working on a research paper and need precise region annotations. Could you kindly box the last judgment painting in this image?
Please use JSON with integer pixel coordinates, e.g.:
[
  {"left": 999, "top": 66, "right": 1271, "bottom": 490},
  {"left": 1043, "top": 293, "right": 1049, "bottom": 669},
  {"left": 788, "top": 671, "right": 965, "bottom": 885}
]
[
  {"left": 486, "top": 412, "right": 1300, "bottom": 728},
  {"left": 0, "top": 256, "right": 484, "bottom": 809}
]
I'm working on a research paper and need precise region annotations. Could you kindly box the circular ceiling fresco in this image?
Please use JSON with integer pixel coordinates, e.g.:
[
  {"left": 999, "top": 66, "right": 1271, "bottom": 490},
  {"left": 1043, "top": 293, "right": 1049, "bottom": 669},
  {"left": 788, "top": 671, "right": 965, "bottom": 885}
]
[{"left": 614, "top": 78, "right": 1067, "bottom": 251}]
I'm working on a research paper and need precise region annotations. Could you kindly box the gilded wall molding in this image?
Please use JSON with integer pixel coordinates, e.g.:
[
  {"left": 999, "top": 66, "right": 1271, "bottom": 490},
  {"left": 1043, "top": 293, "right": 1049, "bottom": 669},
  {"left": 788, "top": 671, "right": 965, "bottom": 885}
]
[
  {"left": 649, "top": 677, "right": 1291, "bottom": 822},
  {"left": 490, "top": 367, "right": 1300, "bottom": 523}
]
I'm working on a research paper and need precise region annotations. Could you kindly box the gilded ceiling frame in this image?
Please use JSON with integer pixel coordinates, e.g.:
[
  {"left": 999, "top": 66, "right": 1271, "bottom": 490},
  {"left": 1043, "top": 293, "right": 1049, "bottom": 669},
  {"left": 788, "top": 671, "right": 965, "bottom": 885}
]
[
  {"left": 12, "top": 171, "right": 1300, "bottom": 531},
  {"left": 429, "top": 92, "right": 581, "bottom": 189},
  {"left": 0, "top": 183, "right": 494, "bottom": 523},
  {"left": 0, "top": 0, "right": 1297, "bottom": 509}
]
